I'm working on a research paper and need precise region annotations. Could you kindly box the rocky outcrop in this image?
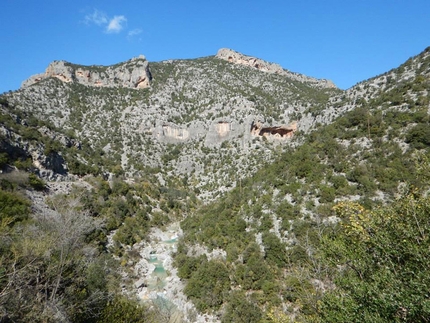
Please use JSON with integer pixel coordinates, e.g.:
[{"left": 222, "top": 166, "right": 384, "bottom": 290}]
[
  {"left": 251, "top": 120, "right": 297, "bottom": 139},
  {"left": 38, "top": 126, "right": 81, "bottom": 149},
  {"left": 216, "top": 48, "right": 337, "bottom": 89},
  {"left": 217, "top": 48, "right": 285, "bottom": 74},
  {"left": 21, "top": 56, "right": 152, "bottom": 89},
  {"left": 31, "top": 149, "right": 68, "bottom": 178},
  {"left": 216, "top": 122, "right": 230, "bottom": 137},
  {"left": 161, "top": 124, "right": 190, "bottom": 140},
  {"left": 154, "top": 118, "right": 296, "bottom": 145},
  {"left": 0, "top": 125, "right": 69, "bottom": 180}
]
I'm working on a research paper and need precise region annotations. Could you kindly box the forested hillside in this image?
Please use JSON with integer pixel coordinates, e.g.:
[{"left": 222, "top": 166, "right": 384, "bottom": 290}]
[{"left": 174, "top": 46, "right": 430, "bottom": 322}]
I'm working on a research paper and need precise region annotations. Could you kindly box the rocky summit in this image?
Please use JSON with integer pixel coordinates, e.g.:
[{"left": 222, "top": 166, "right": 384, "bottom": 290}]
[
  {"left": 22, "top": 55, "right": 152, "bottom": 89},
  {"left": 1, "top": 46, "right": 430, "bottom": 323},
  {"left": 216, "top": 48, "right": 337, "bottom": 89}
]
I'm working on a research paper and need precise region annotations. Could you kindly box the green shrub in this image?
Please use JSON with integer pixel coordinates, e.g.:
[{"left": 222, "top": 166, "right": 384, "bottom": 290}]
[
  {"left": 406, "top": 123, "right": 430, "bottom": 149},
  {"left": 222, "top": 291, "right": 262, "bottom": 323},
  {"left": 0, "top": 152, "right": 8, "bottom": 168},
  {"left": 28, "top": 173, "right": 46, "bottom": 191},
  {"left": 0, "top": 189, "right": 30, "bottom": 226},
  {"left": 262, "top": 232, "right": 287, "bottom": 267},
  {"left": 98, "top": 296, "right": 153, "bottom": 323},
  {"left": 318, "top": 185, "right": 336, "bottom": 203}
]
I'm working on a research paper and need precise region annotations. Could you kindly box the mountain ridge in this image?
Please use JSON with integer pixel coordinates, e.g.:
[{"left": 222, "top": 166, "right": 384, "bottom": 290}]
[
  {"left": 21, "top": 48, "right": 337, "bottom": 90},
  {"left": 215, "top": 48, "right": 337, "bottom": 89}
]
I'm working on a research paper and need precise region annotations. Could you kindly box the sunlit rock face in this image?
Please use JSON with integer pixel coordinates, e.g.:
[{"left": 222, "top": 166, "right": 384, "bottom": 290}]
[
  {"left": 21, "top": 56, "right": 152, "bottom": 89},
  {"left": 216, "top": 48, "right": 337, "bottom": 89},
  {"left": 162, "top": 125, "right": 190, "bottom": 140},
  {"left": 216, "top": 122, "right": 231, "bottom": 137},
  {"left": 251, "top": 120, "right": 297, "bottom": 139}
]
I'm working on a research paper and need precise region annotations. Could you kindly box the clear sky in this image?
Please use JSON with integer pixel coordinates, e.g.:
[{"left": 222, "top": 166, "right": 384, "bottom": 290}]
[{"left": 1, "top": 0, "right": 429, "bottom": 93}]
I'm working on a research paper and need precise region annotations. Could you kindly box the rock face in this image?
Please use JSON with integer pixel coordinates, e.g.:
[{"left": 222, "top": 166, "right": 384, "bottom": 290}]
[
  {"left": 216, "top": 48, "right": 285, "bottom": 74},
  {"left": 251, "top": 120, "right": 298, "bottom": 139},
  {"left": 216, "top": 122, "right": 230, "bottom": 137},
  {"left": 216, "top": 48, "right": 337, "bottom": 89},
  {"left": 154, "top": 118, "right": 297, "bottom": 145},
  {"left": 21, "top": 56, "right": 152, "bottom": 89},
  {"left": 161, "top": 124, "right": 190, "bottom": 140},
  {"left": 0, "top": 124, "right": 69, "bottom": 180},
  {"left": 31, "top": 149, "right": 68, "bottom": 179}
]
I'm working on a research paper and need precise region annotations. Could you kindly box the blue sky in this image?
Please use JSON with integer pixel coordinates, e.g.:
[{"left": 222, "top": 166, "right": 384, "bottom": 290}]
[{"left": 1, "top": 0, "right": 429, "bottom": 93}]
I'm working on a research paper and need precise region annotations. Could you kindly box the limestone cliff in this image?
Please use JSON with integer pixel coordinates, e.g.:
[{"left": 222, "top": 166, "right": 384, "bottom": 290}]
[
  {"left": 251, "top": 120, "right": 297, "bottom": 139},
  {"left": 21, "top": 56, "right": 152, "bottom": 89},
  {"left": 216, "top": 122, "right": 231, "bottom": 137},
  {"left": 216, "top": 48, "right": 336, "bottom": 89}
]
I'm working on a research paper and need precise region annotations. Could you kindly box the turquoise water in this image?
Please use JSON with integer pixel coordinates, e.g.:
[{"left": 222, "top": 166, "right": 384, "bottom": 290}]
[
  {"left": 153, "top": 262, "right": 166, "bottom": 275},
  {"left": 147, "top": 237, "right": 178, "bottom": 291},
  {"left": 163, "top": 237, "right": 178, "bottom": 244},
  {"left": 149, "top": 254, "right": 158, "bottom": 262},
  {"left": 147, "top": 255, "right": 167, "bottom": 291}
]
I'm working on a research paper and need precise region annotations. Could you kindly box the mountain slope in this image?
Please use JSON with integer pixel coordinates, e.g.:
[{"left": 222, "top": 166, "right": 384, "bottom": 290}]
[
  {"left": 1, "top": 46, "right": 430, "bottom": 322},
  {"left": 2, "top": 49, "right": 341, "bottom": 200},
  {"left": 173, "top": 47, "right": 430, "bottom": 321}
]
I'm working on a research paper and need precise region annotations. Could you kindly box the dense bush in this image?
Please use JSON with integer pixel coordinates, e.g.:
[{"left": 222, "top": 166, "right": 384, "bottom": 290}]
[
  {"left": 97, "top": 296, "right": 155, "bottom": 323},
  {"left": 222, "top": 291, "right": 262, "bottom": 323},
  {"left": 406, "top": 123, "right": 430, "bottom": 149},
  {"left": 184, "top": 260, "right": 230, "bottom": 312},
  {"left": 28, "top": 173, "right": 46, "bottom": 191},
  {"left": 0, "top": 188, "right": 30, "bottom": 226},
  {"left": 319, "top": 193, "right": 430, "bottom": 323}
]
